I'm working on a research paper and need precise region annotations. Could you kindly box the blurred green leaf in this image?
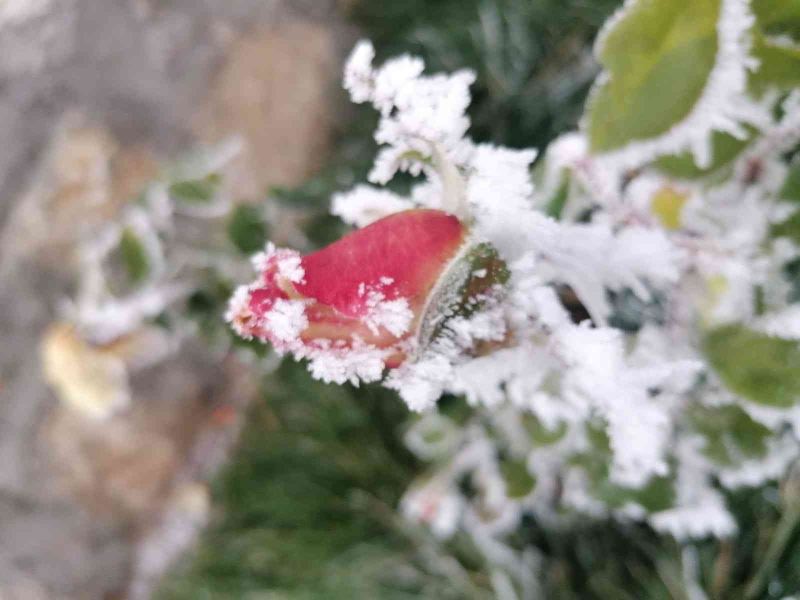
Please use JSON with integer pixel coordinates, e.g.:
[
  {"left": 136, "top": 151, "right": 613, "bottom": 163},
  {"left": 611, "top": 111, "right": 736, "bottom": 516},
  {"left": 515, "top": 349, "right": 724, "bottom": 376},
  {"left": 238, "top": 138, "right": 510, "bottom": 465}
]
[
  {"left": 500, "top": 457, "right": 536, "bottom": 499},
  {"left": 545, "top": 173, "right": 570, "bottom": 219},
  {"left": 750, "top": 33, "right": 800, "bottom": 95},
  {"left": 655, "top": 129, "right": 753, "bottom": 180},
  {"left": 780, "top": 165, "right": 800, "bottom": 203},
  {"left": 572, "top": 425, "right": 675, "bottom": 512},
  {"left": 690, "top": 404, "right": 771, "bottom": 466},
  {"left": 704, "top": 324, "right": 800, "bottom": 408},
  {"left": 227, "top": 205, "right": 268, "bottom": 255},
  {"left": 587, "top": 0, "right": 719, "bottom": 152},
  {"left": 521, "top": 413, "right": 567, "bottom": 446},
  {"left": 753, "top": 0, "right": 800, "bottom": 38},
  {"left": 119, "top": 227, "right": 150, "bottom": 284},
  {"left": 772, "top": 210, "right": 800, "bottom": 244},
  {"left": 169, "top": 173, "right": 221, "bottom": 204}
]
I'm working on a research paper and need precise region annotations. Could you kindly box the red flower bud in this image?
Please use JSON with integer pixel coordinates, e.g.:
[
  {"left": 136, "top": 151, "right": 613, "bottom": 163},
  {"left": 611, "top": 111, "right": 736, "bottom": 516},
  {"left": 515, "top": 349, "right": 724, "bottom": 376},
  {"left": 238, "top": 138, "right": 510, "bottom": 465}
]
[{"left": 227, "top": 209, "right": 469, "bottom": 383}]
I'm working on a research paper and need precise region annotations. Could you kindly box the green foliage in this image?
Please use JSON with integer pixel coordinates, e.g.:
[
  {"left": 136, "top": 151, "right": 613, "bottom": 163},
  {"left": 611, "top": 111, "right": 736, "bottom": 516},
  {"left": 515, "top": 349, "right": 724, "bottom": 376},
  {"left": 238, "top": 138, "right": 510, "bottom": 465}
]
[
  {"left": 544, "top": 173, "right": 570, "bottom": 219},
  {"left": 572, "top": 425, "right": 675, "bottom": 513},
  {"left": 587, "top": 0, "right": 720, "bottom": 152},
  {"left": 751, "top": 0, "right": 800, "bottom": 95},
  {"left": 521, "top": 413, "right": 567, "bottom": 446},
  {"left": 750, "top": 33, "right": 800, "bottom": 95},
  {"left": 772, "top": 210, "right": 800, "bottom": 244},
  {"left": 227, "top": 205, "right": 269, "bottom": 255},
  {"left": 160, "top": 362, "right": 464, "bottom": 599},
  {"left": 704, "top": 324, "right": 800, "bottom": 408},
  {"left": 781, "top": 165, "right": 800, "bottom": 203},
  {"left": 161, "top": 1, "right": 800, "bottom": 598},
  {"left": 753, "top": 0, "right": 800, "bottom": 38},
  {"left": 690, "top": 404, "right": 771, "bottom": 466},
  {"left": 119, "top": 227, "right": 150, "bottom": 284},
  {"left": 169, "top": 173, "right": 221, "bottom": 204},
  {"left": 348, "top": 0, "right": 618, "bottom": 149},
  {"left": 499, "top": 457, "right": 536, "bottom": 499},
  {"left": 655, "top": 129, "right": 753, "bottom": 180}
]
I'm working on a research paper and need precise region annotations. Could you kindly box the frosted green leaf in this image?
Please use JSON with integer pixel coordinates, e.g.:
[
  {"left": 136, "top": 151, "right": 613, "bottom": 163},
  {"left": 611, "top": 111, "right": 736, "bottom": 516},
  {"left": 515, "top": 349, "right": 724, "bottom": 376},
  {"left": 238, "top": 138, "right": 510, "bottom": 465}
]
[
  {"left": 704, "top": 324, "right": 800, "bottom": 407},
  {"left": 499, "top": 457, "right": 536, "bottom": 499},
  {"left": 119, "top": 227, "right": 150, "bottom": 284},
  {"left": 572, "top": 425, "right": 675, "bottom": 512},
  {"left": 689, "top": 404, "right": 771, "bottom": 466},
  {"left": 587, "top": 0, "right": 720, "bottom": 153},
  {"left": 655, "top": 129, "right": 753, "bottom": 180},
  {"left": 521, "top": 414, "right": 567, "bottom": 447},
  {"left": 750, "top": 34, "right": 800, "bottom": 94},
  {"left": 753, "top": 0, "right": 800, "bottom": 38}
]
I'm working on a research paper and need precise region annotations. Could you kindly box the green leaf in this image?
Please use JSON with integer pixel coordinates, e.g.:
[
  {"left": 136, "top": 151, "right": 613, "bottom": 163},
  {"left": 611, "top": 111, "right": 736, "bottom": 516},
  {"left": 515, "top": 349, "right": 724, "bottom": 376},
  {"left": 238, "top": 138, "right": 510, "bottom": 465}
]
[
  {"left": 689, "top": 404, "right": 771, "bottom": 466},
  {"left": 571, "top": 425, "right": 675, "bottom": 512},
  {"left": 704, "top": 324, "right": 800, "bottom": 408},
  {"left": 753, "top": 0, "right": 800, "bottom": 38},
  {"left": 650, "top": 186, "right": 689, "bottom": 230},
  {"left": 587, "top": 0, "right": 720, "bottom": 152},
  {"left": 499, "top": 457, "right": 536, "bottom": 499},
  {"left": 521, "top": 413, "right": 567, "bottom": 447},
  {"left": 771, "top": 210, "right": 800, "bottom": 244},
  {"left": 655, "top": 129, "right": 753, "bottom": 180},
  {"left": 119, "top": 227, "right": 150, "bottom": 284},
  {"left": 227, "top": 205, "right": 268, "bottom": 255},
  {"left": 168, "top": 173, "right": 221, "bottom": 204},
  {"left": 750, "top": 34, "right": 800, "bottom": 94},
  {"left": 544, "top": 173, "right": 570, "bottom": 219},
  {"left": 780, "top": 165, "right": 800, "bottom": 203}
]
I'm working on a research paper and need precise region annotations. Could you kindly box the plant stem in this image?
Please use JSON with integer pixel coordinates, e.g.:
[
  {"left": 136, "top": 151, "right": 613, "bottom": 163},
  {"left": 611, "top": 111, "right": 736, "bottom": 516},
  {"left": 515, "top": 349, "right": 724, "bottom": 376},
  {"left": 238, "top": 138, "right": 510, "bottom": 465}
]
[{"left": 744, "top": 504, "right": 800, "bottom": 599}]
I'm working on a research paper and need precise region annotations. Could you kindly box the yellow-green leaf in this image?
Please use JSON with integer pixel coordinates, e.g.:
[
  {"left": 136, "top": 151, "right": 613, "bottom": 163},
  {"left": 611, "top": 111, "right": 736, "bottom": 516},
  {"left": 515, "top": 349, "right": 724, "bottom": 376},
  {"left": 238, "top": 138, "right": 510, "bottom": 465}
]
[
  {"left": 587, "top": 0, "right": 720, "bottom": 152},
  {"left": 750, "top": 33, "right": 800, "bottom": 94},
  {"left": 119, "top": 227, "right": 150, "bottom": 284},
  {"left": 651, "top": 186, "right": 689, "bottom": 230},
  {"left": 169, "top": 173, "right": 221, "bottom": 204},
  {"left": 704, "top": 324, "right": 800, "bottom": 408}
]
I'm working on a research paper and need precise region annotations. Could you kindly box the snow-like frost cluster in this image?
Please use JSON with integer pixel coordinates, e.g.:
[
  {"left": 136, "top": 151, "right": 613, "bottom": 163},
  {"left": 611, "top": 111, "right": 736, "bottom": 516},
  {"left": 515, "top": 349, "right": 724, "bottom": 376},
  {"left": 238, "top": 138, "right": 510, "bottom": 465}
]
[{"left": 329, "top": 31, "right": 800, "bottom": 560}]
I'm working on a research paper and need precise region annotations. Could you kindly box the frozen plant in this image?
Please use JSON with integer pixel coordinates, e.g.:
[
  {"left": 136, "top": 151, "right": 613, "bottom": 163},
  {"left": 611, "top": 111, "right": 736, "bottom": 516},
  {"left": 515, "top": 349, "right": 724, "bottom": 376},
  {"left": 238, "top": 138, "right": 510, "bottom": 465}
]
[
  {"left": 46, "top": 137, "right": 276, "bottom": 418},
  {"left": 228, "top": 0, "right": 800, "bottom": 595}
]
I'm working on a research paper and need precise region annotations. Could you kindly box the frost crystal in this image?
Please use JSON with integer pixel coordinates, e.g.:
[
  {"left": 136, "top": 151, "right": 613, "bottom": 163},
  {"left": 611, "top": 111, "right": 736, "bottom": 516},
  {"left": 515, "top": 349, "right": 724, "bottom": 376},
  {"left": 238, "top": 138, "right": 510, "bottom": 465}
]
[
  {"left": 263, "top": 299, "right": 308, "bottom": 344},
  {"left": 233, "top": 26, "right": 800, "bottom": 573},
  {"left": 363, "top": 293, "right": 413, "bottom": 337}
]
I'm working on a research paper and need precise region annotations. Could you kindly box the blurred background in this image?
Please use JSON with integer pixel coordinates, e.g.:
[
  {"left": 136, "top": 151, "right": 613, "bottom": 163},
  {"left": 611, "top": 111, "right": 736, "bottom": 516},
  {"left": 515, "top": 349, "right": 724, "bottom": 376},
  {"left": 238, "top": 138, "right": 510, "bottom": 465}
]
[{"left": 8, "top": 1, "right": 796, "bottom": 599}]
